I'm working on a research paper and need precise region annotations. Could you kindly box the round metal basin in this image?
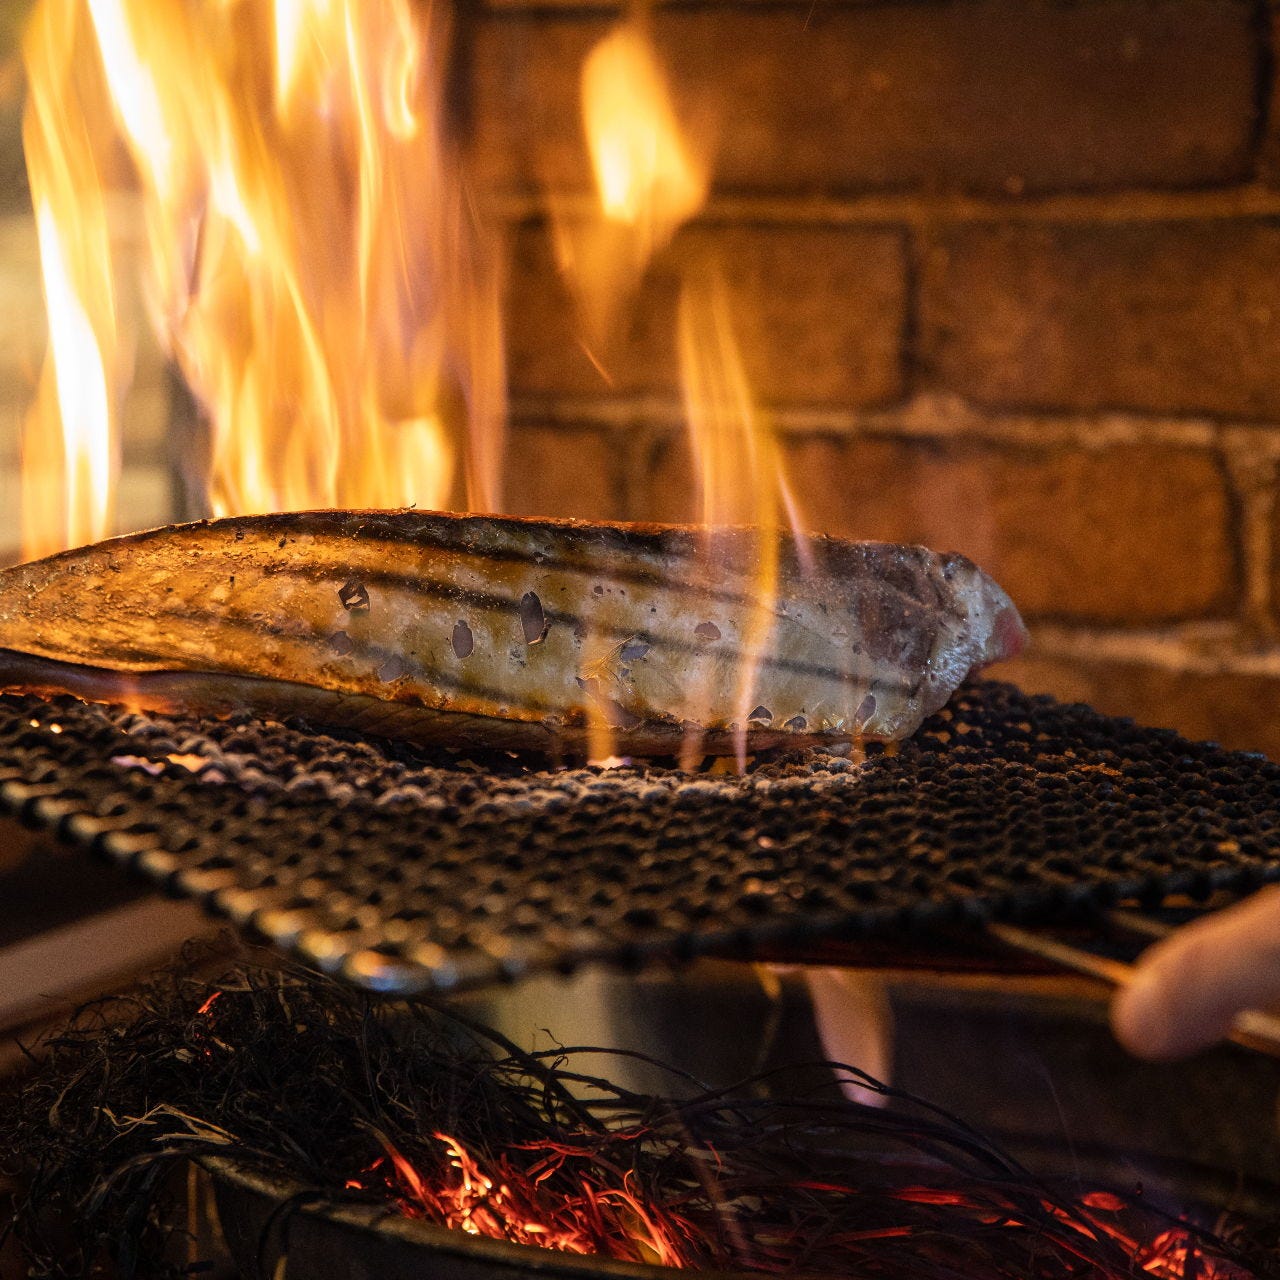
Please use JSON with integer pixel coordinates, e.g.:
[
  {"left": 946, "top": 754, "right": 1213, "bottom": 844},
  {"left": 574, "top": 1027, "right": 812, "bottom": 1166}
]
[{"left": 210, "top": 963, "right": 1280, "bottom": 1278}]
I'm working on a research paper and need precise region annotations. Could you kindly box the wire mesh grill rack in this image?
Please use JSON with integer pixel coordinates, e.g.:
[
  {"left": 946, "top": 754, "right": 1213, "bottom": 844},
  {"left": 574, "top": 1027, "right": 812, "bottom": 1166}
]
[{"left": 1, "top": 681, "right": 1278, "bottom": 994}]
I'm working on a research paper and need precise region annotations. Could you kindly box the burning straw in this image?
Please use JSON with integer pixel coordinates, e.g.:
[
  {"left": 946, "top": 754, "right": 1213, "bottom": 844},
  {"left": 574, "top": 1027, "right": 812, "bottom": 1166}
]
[{"left": 0, "top": 948, "right": 1273, "bottom": 1279}]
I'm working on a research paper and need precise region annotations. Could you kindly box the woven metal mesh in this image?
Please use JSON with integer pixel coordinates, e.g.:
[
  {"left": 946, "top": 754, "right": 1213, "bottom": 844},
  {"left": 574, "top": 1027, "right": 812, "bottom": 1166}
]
[{"left": 2, "top": 681, "right": 1278, "bottom": 993}]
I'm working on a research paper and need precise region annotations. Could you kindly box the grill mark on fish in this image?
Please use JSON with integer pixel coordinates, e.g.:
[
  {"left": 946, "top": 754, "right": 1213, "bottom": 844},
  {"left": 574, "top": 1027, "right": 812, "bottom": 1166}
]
[
  {"left": 22, "top": 510, "right": 968, "bottom": 622},
  {"left": 165, "top": 606, "right": 917, "bottom": 705},
  {"left": 194, "top": 511, "right": 960, "bottom": 615},
  {"left": 268, "top": 537, "right": 769, "bottom": 610}
]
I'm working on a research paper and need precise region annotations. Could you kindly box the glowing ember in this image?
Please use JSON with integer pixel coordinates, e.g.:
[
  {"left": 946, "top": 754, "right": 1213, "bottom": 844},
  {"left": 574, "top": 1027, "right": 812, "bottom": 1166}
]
[
  {"left": 5, "top": 959, "right": 1265, "bottom": 1280},
  {"left": 334, "top": 1133, "right": 1256, "bottom": 1278},
  {"left": 346, "top": 1133, "right": 691, "bottom": 1266}
]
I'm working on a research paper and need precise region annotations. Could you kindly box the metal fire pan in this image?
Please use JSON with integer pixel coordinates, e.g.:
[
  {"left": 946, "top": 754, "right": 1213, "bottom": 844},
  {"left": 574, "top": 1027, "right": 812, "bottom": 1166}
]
[
  {"left": 1, "top": 681, "right": 1279, "bottom": 994},
  {"left": 206, "top": 975, "right": 1280, "bottom": 1278}
]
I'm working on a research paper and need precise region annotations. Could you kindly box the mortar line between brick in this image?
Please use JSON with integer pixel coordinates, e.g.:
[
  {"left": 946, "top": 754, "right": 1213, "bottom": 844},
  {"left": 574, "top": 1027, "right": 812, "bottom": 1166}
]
[
  {"left": 509, "top": 393, "right": 1237, "bottom": 449},
  {"left": 1222, "top": 427, "right": 1279, "bottom": 634},
  {"left": 484, "top": 185, "right": 1280, "bottom": 228},
  {"left": 1022, "top": 621, "right": 1280, "bottom": 679}
]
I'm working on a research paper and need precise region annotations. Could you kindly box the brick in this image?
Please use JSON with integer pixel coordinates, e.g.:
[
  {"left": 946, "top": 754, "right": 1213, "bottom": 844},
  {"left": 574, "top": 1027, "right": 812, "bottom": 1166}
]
[
  {"left": 923, "top": 222, "right": 1280, "bottom": 421},
  {"left": 470, "top": 2, "right": 1257, "bottom": 197},
  {"left": 999, "top": 653, "right": 1280, "bottom": 761},
  {"left": 503, "top": 422, "right": 625, "bottom": 520},
  {"left": 643, "top": 433, "right": 1235, "bottom": 625},
  {"left": 505, "top": 220, "right": 906, "bottom": 405},
  {"left": 1264, "top": 483, "right": 1280, "bottom": 624}
]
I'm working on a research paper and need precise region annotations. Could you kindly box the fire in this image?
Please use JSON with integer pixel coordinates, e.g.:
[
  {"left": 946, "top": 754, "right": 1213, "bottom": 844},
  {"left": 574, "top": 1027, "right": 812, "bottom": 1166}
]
[
  {"left": 272, "top": 0, "right": 315, "bottom": 117},
  {"left": 676, "top": 266, "right": 810, "bottom": 765},
  {"left": 20, "top": 0, "right": 505, "bottom": 558},
  {"left": 20, "top": 0, "right": 120, "bottom": 561},
  {"left": 370, "top": 1133, "right": 688, "bottom": 1267},
  {"left": 22, "top": 0, "right": 753, "bottom": 603},
  {"left": 572, "top": 12, "right": 803, "bottom": 583},
  {"left": 556, "top": 18, "right": 708, "bottom": 357},
  {"left": 176, "top": 984, "right": 1265, "bottom": 1280},
  {"left": 348, "top": 1132, "right": 1247, "bottom": 1279},
  {"left": 571, "top": 26, "right": 804, "bottom": 766},
  {"left": 24, "top": 205, "right": 115, "bottom": 558},
  {"left": 676, "top": 269, "right": 789, "bottom": 533},
  {"left": 581, "top": 23, "right": 704, "bottom": 243}
]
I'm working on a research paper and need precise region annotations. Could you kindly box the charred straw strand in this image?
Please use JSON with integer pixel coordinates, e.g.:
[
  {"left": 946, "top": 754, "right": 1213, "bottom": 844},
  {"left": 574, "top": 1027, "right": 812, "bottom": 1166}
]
[{"left": 0, "top": 948, "right": 1272, "bottom": 1279}]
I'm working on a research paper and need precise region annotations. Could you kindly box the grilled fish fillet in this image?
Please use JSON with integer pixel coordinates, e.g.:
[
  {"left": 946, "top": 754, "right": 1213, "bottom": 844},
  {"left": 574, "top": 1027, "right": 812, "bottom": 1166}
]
[{"left": 0, "top": 510, "right": 1027, "bottom": 754}]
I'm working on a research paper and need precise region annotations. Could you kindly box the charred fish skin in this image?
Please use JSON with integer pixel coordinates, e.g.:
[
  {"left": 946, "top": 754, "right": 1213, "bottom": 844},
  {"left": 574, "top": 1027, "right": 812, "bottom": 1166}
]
[{"left": 0, "top": 510, "right": 1027, "bottom": 754}]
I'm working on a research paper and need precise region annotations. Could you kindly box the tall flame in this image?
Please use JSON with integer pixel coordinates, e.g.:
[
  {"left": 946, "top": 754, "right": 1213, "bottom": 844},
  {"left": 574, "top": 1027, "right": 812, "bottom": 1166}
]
[
  {"left": 581, "top": 23, "right": 704, "bottom": 249},
  {"left": 676, "top": 266, "right": 810, "bottom": 765},
  {"left": 559, "top": 17, "right": 707, "bottom": 358},
  {"left": 676, "top": 270, "right": 777, "bottom": 532},
  {"left": 572, "top": 20, "right": 807, "bottom": 768},
  {"left": 21, "top": 0, "right": 505, "bottom": 557},
  {"left": 565, "top": 17, "right": 711, "bottom": 763},
  {"left": 20, "top": 0, "right": 119, "bottom": 561}
]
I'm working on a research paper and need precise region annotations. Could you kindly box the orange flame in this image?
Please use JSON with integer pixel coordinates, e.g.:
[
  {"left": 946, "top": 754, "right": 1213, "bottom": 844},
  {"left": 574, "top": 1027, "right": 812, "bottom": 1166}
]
[
  {"left": 374, "top": 1133, "right": 686, "bottom": 1267},
  {"left": 573, "top": 22, "right": 809, "bottom": 769},
  {"left": 569, "top": 20, "right": 709, "bottom": 761},
  {"left": 581, "top": 23, "right": 704, "bottom": 247},
  {"left": 558, "top": 18, "right": 707, "bottom": 359},
  {"left": 20, "top": 0, "right": 120, "bottom": 561},
  {"left": 676, "top": 270, "right": 779, "bottom": 533},
  {"left": 358, "top": 1133, "right": 1238, "bottom": 1278},
  {"left": 676, "top": 266, "right": 811, "bottom": 765},
  {"left": 21, "top": 0, "right": 505, "bottom": 558}
]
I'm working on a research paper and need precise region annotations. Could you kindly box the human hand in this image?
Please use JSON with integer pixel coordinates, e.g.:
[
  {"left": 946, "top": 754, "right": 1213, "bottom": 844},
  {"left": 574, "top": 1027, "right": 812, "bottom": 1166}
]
[{"left": 1111, "top": 886, "right": 1280, "bottom": 1059}]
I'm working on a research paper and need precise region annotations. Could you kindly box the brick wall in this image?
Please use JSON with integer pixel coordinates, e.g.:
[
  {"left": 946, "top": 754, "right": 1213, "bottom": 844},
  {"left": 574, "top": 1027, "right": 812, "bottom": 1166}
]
[{"left": 465, "top": 0, "right": 1280, "bottom": 757}]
